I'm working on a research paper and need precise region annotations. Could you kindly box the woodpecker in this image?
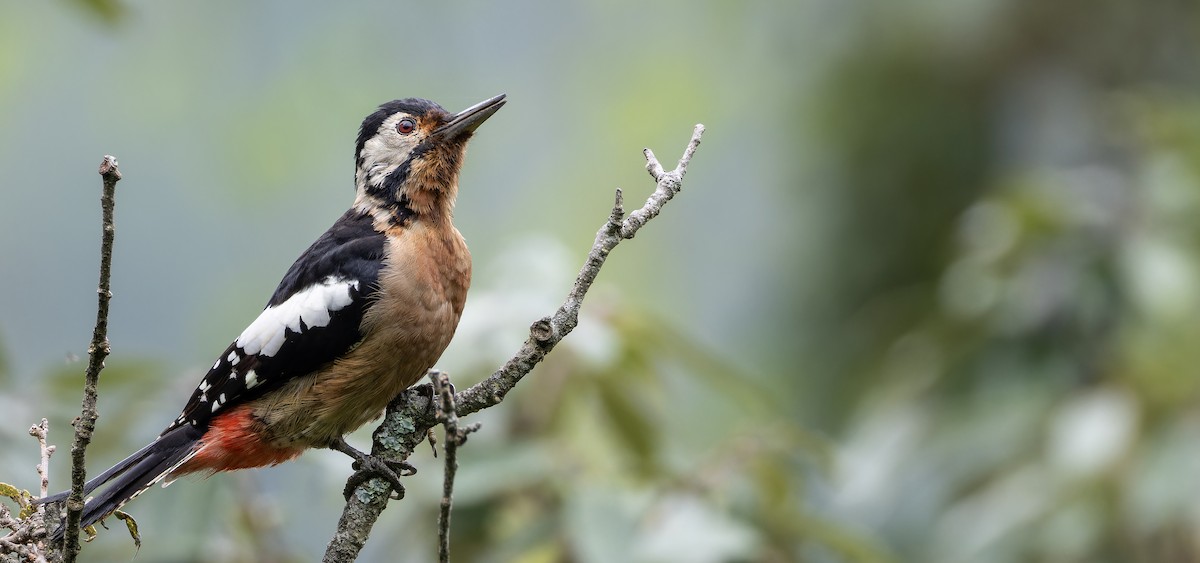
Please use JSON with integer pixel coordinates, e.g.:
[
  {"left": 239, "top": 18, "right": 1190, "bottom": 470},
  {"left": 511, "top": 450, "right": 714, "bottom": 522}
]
[{"left": 44, "top": 94, "right": 505, "bottom": 539}]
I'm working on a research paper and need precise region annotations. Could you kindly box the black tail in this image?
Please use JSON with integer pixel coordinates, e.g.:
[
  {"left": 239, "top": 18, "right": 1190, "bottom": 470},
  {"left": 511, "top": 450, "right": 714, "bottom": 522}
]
[{"left": 43, "top": 424, "right": 203, "bottom": 541}]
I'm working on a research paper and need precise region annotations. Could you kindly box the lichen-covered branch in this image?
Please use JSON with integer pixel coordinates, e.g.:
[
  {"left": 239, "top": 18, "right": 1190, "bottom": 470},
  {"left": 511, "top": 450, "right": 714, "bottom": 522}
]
[
  {"left": 0, "top": 420, "right": 56, "bottom": 561},
  {"left": 62, "top": 156, "right": 122, "bottom": 562},
  {"left": 323, "top": 125, "right": 705, "bottom": 562}
]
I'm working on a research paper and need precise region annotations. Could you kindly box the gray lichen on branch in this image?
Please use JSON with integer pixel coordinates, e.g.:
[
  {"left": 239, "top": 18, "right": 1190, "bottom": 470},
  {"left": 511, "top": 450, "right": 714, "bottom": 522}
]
[
  {"left": 0, "top": 419, "right": 57, "bottom": 562},
  {"left": 322, "top": 124, "right": 706, "bottom": 562}
]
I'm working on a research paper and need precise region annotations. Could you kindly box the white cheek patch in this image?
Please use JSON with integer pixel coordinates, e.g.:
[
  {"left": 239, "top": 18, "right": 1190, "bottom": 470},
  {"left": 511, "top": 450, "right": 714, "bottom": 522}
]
[
  {"left": 361, "top": 141, "right": 404, "bottom": 188},
  {"left": 356, "top": 114, "right": 421, "bottom": 192},
  {"left": 367, "top": 163, "right": 401, "bottom": 188},
  {"left": 235, "top": 276, "right": 359, "bottom": 357}
]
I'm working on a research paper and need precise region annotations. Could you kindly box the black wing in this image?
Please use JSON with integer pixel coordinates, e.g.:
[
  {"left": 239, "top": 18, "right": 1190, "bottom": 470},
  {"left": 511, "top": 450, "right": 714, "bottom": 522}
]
[{"left": 166, "top": 208, "right": 385, "bottom": 432}]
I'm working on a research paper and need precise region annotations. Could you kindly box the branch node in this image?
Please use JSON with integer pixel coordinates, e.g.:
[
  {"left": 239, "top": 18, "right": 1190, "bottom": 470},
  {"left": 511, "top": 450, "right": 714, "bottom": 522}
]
[
  {"left": 610, "top": 188, "right": 626, "bottom": 227},
  {"left": 530, "top": 317, "right": 555, "bottom": 345},
  {"left": 98, "top": 155, "right": 121, "bottom": 180}
]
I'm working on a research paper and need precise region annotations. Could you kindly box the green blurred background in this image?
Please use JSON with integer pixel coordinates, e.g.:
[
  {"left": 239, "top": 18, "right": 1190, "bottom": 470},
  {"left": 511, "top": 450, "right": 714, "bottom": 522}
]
[{"left": 2, "top": 0, "right": 1199, "bottom": 561}]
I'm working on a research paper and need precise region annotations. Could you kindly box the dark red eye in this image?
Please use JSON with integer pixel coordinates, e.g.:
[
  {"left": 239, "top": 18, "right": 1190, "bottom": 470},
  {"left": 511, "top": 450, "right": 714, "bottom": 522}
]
[{"left": 396, "top": 118, "right": 416, "bottom": 135}]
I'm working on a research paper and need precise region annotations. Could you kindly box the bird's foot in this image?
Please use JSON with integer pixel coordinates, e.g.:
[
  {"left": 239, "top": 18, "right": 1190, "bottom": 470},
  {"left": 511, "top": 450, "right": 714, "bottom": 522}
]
[{"left": 328, "top": 436, "right": 417, "bottom": 501}]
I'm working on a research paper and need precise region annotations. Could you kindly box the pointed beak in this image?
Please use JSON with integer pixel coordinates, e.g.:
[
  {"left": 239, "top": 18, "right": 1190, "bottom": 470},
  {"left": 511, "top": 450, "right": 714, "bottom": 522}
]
[{"left": 433, "top": 94, "right": 506, "bottom": 141}]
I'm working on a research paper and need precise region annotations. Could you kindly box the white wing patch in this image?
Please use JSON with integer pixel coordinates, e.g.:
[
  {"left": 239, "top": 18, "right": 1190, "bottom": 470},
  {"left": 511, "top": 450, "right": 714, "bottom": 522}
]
[{"left": 235, "top": 276, "right": 359, "bottom": 357}]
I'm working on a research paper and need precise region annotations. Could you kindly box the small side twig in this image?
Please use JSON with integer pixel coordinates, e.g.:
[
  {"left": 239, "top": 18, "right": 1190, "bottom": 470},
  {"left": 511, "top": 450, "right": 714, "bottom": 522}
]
[
  {"left": 30, "top": 420, "right": 53, "bottom": 501},
  {"left": 63, "top": 155, "right": 122, "bottom": 562},
  {"left": 429, "top": 371, "right": 481, "bottom": 563}
]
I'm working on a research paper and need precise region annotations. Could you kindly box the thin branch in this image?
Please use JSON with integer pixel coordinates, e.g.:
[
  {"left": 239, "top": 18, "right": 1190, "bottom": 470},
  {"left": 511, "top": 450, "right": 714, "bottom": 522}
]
[
  {"left": 31, "top": 418, "right": 54, "bottom": 559},
  {"left": 30, "top": 419, "right": 53, "bottom": 500},
  {"left": 63, "top": 155, "right": 121, "bottom": 561},
  {"left": 454, "top": 125, "right": 703, "bottom": 418},
  {"left": 323, "top": 124, "right": 705, "bottom": 562},
  {"left": 432, "top": 372, "right": 456, "bottom": 563},
  {"left": 429, "top": 371, "right": 481, "bottom": 563}
]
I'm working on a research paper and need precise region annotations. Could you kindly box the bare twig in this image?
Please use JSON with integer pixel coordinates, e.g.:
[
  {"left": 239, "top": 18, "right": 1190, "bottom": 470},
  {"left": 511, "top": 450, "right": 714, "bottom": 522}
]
[
  {"left": 454, "top": 124, "right": 704, "bottom": 418},
  {"left": 323, "top": 125, "right": 705, "bottom": 562},
  {"left": 431, "top": 373, "right": 456, "bottom": 563},
  {"left": 29, "top": 420, "right": 53, "bottom": 500},
  {"left": 63, "top": 155, "right": 121, "bottom": 561},
  {"left": 429, "top": 371, "right": 481, "bottom": 563}
]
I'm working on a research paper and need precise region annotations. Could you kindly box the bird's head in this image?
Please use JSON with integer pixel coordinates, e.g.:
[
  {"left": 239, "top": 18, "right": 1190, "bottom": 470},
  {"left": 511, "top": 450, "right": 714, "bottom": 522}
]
[{"left": 353, "top": 94, "right": 505, "bottom": 224}]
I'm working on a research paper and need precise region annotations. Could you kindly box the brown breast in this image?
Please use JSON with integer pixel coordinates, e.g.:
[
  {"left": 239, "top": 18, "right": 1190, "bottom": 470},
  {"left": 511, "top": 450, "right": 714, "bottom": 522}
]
[{"left": 251, "top": 220, "right": 471, "bottom": 449}]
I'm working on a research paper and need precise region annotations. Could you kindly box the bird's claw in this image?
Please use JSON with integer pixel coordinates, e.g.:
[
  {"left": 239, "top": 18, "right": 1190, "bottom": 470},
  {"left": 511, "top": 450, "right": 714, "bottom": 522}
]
[
  {"left": 329, "top": 437, "right": 417, "bottom": 501},
  {"left": 342, "top": 457, "right": 416, "bottom": 501}
]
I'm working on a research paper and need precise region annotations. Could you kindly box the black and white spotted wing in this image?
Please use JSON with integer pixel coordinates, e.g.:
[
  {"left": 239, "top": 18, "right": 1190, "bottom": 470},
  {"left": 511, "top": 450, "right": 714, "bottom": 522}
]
[{"left": 167, "top": 209, "right": 386, "bottom": 432}]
